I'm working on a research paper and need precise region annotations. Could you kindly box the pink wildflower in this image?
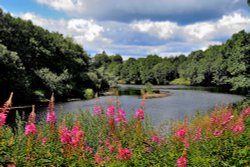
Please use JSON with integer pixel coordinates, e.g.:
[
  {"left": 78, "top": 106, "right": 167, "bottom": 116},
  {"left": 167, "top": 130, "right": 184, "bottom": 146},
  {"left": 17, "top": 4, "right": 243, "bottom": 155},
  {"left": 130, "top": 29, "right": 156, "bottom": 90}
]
[
  {"left": 105, "top": 140, "right": 114, "bottom": 153},
  {"left": 240, "top": 107, "right": 250, "bottom": 119},
  {"left": 177, "top": 155, "right": 187, "bottom": 167},
  {"left": 107, "top": 105, "right": 115, "bottom": 117},
  {"left": 213, "top": 129, "right": 223, "bottom": 137},
  {"left": 222, "top": 112, "right": 233, "bottom": 126},
  {"left": 71, "top": 125, "right": 84, "bottom": 147},
  {"left": 135, "top": 108, "right": 144, "bottom": 120},
  {"left": 59, "top": 126, "right": 71, "bottom": 144},
  {"left": 25, "top": 123, "right": 37, "bottom": 135},
  {"left": 152, "top": 135, "right": 161, "bottom": 144},
  {"left": 94, "top": 105, "right": 102, "bottom": 115},
  {"left": 0, "top": 113, "right": 7, "bottom": 127},
  {"left": 46, "top": 94, "right": 56, "bottom": 124},
  {"left": 7, "top": 164, "right": 16, "bottom": 167},
  {"left": 85, "top": 145, "right": 93, "bottom": 153},
  {"left": 115, "top": 108, "right": 127, "bottom": 124},
  {"left": 193, "top": 127, "right": 202, "bottom": 141},
  {"left": 46, "top": 112, "right": 56, "bottom": 124},
  {"left": 95, "top": 153, "right": 104, "bottom": 164},
  {"left": 210, "top": 114, "right": 220, "bottom": 125},
  {"left": 183, "top": 139, "right": 190, "bottom": 149},
  {"left": 231, "top": 124, "right": 245, "bottom": 134},
  {"left": 175, "top": 128, "right": 186, "bottom": 140},
  {"left": 116, "top": 148, "right": 132, "bottom": 161}
]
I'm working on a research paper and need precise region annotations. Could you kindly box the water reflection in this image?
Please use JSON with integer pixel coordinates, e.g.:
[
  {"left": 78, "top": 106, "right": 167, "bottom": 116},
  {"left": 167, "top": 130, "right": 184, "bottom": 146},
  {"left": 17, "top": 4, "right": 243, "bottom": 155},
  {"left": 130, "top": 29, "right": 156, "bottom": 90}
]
[{"left": 35, "top": 85, "right": 244, "bottom": 126}]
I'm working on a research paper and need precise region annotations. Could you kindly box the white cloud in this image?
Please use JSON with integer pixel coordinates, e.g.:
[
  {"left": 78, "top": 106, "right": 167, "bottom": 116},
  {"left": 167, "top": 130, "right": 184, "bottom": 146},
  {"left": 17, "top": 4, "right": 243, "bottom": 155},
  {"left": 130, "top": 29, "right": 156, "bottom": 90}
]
[
  {"left": 131, "top": 12, "right": 250, "bottom": 42},
  {"left": 36, "top": 0, "right": 84, "bottom": 13},
  {"left": 18, "top": 11, "right": 250, "bottom": 59},
  {"left": 131, "top": 20, "right": 178, "bottom": 39},
  {"left": 20, "top": 12, "right": 110, "bottom": 44},
  {"left": 67, "top": 19, "right": 104, "bottom": 41}
]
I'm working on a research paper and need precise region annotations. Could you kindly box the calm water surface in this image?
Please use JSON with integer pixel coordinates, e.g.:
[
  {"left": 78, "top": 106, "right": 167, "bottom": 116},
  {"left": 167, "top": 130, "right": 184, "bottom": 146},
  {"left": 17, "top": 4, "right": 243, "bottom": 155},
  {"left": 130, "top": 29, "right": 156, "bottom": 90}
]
[{"left": 37, "top": 85, "right": 244, "bottom": 126}]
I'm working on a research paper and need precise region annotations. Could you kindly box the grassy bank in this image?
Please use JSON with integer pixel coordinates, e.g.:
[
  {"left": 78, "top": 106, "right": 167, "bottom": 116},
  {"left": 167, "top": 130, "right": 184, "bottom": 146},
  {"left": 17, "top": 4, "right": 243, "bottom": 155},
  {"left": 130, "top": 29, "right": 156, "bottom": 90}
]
[{"left": 0, "top": 93, "right": 249, "bottom": 166}]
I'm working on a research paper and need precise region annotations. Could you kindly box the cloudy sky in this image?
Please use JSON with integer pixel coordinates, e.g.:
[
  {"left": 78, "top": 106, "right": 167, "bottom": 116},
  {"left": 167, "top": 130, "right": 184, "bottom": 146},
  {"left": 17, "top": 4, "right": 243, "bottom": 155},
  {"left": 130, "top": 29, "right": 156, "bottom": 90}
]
[{"left": 1, "top": 0, "right": 250, "bottom": 58}]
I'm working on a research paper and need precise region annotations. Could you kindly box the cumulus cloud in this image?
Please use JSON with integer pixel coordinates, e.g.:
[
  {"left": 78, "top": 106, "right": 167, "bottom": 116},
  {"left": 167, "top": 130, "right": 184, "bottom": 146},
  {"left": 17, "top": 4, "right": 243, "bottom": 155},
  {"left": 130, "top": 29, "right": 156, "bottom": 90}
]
[
  {"left": 131, "top": 20, "right": 178, "bottom": 39},
  {"left": 19, "top": 10, "right": 250, "bottom": 58},
  {"left": 130, "top": 12, "right": 250, "bottom": 42},
  {"left": 20, "top": 12, "right": 110, "bottom": 44}
]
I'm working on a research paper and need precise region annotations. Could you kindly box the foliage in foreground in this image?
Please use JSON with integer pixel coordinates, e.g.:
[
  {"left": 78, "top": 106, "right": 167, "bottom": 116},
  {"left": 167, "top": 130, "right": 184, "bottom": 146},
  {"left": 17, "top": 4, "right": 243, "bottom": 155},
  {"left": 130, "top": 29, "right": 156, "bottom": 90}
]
[{"left": 0, "top": 93, "right": 250, "bottom": 167}]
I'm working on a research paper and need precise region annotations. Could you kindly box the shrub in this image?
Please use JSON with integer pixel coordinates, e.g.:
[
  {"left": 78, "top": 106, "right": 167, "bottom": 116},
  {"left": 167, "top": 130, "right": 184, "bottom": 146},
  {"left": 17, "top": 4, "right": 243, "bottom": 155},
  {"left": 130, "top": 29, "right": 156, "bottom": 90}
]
[
  {"left": 84, "top": 88, "right": 94, "bottom": 99},
  {"left": 170, "top": 78, "right": 191, "bottom": 85}
]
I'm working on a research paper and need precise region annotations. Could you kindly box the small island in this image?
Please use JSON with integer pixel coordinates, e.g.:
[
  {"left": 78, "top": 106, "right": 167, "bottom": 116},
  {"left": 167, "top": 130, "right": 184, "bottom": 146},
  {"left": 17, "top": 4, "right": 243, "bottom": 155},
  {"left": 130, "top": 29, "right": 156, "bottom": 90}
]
[{"left": 141, "top": 83, "right": 171, "bottom": 99}]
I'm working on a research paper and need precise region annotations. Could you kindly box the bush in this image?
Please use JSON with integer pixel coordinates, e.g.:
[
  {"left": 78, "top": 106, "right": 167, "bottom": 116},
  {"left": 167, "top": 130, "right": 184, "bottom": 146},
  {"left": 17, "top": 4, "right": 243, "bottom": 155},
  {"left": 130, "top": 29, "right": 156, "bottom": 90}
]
[
  {"left": 84, "top": 88, "right": 94, "bottom": 99},
  {"left": 170, "top": 78, "right": 191, "bottom": 85}
]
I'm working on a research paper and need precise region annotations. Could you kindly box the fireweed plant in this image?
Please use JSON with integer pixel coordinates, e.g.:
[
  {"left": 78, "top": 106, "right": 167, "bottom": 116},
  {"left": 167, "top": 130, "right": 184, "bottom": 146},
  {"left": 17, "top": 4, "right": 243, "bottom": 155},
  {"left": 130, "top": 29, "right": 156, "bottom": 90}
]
[{"left": 0, "top": 93, "right": 249, "bottom": 166}]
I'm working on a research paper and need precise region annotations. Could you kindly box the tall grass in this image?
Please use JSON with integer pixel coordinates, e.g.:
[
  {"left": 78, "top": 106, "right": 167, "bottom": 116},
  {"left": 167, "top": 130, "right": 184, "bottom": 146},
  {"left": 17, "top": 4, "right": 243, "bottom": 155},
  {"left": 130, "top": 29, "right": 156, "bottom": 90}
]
[{"left": 0, "top": 93, "right": 249, "bottom": 166}]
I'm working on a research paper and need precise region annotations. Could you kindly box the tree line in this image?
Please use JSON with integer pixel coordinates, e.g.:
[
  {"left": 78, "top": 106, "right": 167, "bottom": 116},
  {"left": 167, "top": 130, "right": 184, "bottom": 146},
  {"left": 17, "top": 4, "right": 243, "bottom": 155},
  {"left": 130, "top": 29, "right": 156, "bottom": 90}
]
[{"left": 94, "top": 31, "right": 250, "bottom": 94}]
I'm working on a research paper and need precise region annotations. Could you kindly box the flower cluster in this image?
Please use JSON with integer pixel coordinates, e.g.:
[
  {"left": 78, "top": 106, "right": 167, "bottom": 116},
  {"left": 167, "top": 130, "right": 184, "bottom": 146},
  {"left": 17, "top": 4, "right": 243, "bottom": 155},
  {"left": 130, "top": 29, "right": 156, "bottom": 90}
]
[
  {"left": 59, "top": 122, "right": 84, "bottom": 147},
  {"left": 25, "top": 105, "right": 37, "bottom": 135},
  {"left": 116, "top": 148, "right": 132, "bottom": 161},
  {"left": 46, "top": 94, "right": 56, "bottom": 124}
]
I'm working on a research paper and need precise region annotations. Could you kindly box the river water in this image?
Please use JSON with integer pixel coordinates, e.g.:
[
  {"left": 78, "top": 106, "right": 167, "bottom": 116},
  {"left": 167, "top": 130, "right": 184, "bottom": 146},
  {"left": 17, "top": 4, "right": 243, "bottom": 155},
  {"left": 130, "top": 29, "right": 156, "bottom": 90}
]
[{"left": 35, "top": 85, "right": 244, "bottom": 126}]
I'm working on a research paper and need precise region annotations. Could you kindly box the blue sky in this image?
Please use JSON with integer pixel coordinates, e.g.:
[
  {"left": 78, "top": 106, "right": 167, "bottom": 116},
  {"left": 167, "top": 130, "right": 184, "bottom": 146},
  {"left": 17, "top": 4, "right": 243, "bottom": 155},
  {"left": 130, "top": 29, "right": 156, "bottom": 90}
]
[{"left": 1, "top": 0, "right": 250, "bottom": 59}]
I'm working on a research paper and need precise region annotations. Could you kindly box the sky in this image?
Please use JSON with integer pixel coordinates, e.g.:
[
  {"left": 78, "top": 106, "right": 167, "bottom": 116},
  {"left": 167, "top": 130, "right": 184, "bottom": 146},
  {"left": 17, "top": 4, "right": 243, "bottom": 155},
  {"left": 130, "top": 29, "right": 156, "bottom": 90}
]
[{"left": 1, "top": 0, "right": 250, "bottom": 59}]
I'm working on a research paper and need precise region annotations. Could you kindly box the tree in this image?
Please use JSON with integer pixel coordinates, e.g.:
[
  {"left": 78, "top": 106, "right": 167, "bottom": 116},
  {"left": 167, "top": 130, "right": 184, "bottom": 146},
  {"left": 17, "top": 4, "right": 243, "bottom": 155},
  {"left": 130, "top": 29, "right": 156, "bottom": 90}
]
[{"left": 0, "top": 44, "right": 31, "bottom": 103}]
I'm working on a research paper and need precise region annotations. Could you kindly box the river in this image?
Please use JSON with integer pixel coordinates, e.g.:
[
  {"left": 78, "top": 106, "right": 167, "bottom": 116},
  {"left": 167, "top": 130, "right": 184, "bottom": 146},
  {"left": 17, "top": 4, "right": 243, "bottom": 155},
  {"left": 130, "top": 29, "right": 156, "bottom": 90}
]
[{"left": 35, "top": 85, "right": 244, "bottom": 126}]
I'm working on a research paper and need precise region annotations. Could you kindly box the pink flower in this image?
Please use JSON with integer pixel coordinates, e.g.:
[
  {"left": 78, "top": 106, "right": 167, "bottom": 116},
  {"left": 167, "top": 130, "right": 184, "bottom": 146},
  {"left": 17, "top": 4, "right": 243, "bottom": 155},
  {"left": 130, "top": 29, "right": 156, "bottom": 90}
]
[
  {"left": 7, "top": 164, "right": 16, "bottom": 167},
  {"left": 85, "top": 145, "right": 93, "bottom": 153},
  {"left": 222, "top": 112, "right": 233, "bottom": 126},
  {"left": 213, "top": 129, "right": 223, "bottom": 137},
  {"left": 59, "top": 126, "right": 71, "bottom": 144},
  {"left": 177, "top": 155, "right": 187, "bottom": 167},
  {"left": 193, "top": 127, "right": 202, "bottom": 141},
  {"left": 135, "top": 108, "right": 144, "bottom": 120},
  {"left": 240, "top": 107, "right": 250, "bottom": 119},
  {"left": 94, "top": 105, "right": 102, "bottom": 115},
  {"left": 71, "top": 125, "right": 84, "bottom": 147},
  {"left": 210, "top": 115, "right": 220, "bottom": 125},
  {"left": 152, "top": 135, "right": 161, "bottom": 144},
  {"left": 0, "top": 113, "right": 7, "bottom": 127},
  {"left": 231, "top": 124, "right": 245, "bottom": 134},
  {"left": 183, "top": 139, "right": 190, "bottom": 149},
  {"left": 107, "top": 105, "right": 115, "bottom": 117},
  {"left": 94, "top": 153, "right": 104, "bottom": 164},
  {"left": 116, "top": 148, "right": 132, "bottom": 160},
  {"left": 175, "top": 128, "right": 186, "bottom": 140},
  {"left": 41, "top": 138, "right": 48, "bottom": 145},
  {"left": 25, "top": 123, "right": 37, "bottom": 135},
  {"left": 105, "top": 140, "right": 114, "bottom": 153},
  {"left": 46, "top": 112, "right": 56, "bottom": 124},
  {"left": 115, "top": 108, "right": 127, "bottom": 124}
]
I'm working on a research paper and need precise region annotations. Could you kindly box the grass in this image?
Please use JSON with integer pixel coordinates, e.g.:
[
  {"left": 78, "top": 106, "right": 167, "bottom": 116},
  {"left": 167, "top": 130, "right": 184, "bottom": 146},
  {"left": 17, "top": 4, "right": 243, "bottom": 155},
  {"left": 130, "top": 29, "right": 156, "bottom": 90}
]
[
  {"left": 0, "top": 93, "right": 249, "bottom": 167},
  {"left": 170, "top": 78, "right": 191, "bottom": 85}
]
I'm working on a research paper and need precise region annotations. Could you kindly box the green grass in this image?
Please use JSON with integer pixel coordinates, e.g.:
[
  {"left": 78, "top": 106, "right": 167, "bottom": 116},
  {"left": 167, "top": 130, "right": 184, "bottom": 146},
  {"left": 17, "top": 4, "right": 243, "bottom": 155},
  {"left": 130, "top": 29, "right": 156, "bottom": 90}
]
[{"left": 170, "top": 78, "right": 191, "bottom": 85}]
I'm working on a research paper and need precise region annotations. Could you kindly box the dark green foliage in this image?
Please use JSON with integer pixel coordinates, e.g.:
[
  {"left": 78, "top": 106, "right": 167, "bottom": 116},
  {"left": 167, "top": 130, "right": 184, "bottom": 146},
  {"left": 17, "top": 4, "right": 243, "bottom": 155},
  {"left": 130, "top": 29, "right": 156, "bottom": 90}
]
[{"left": 0, "top": 9, "right": 108, "bottom": 103}]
